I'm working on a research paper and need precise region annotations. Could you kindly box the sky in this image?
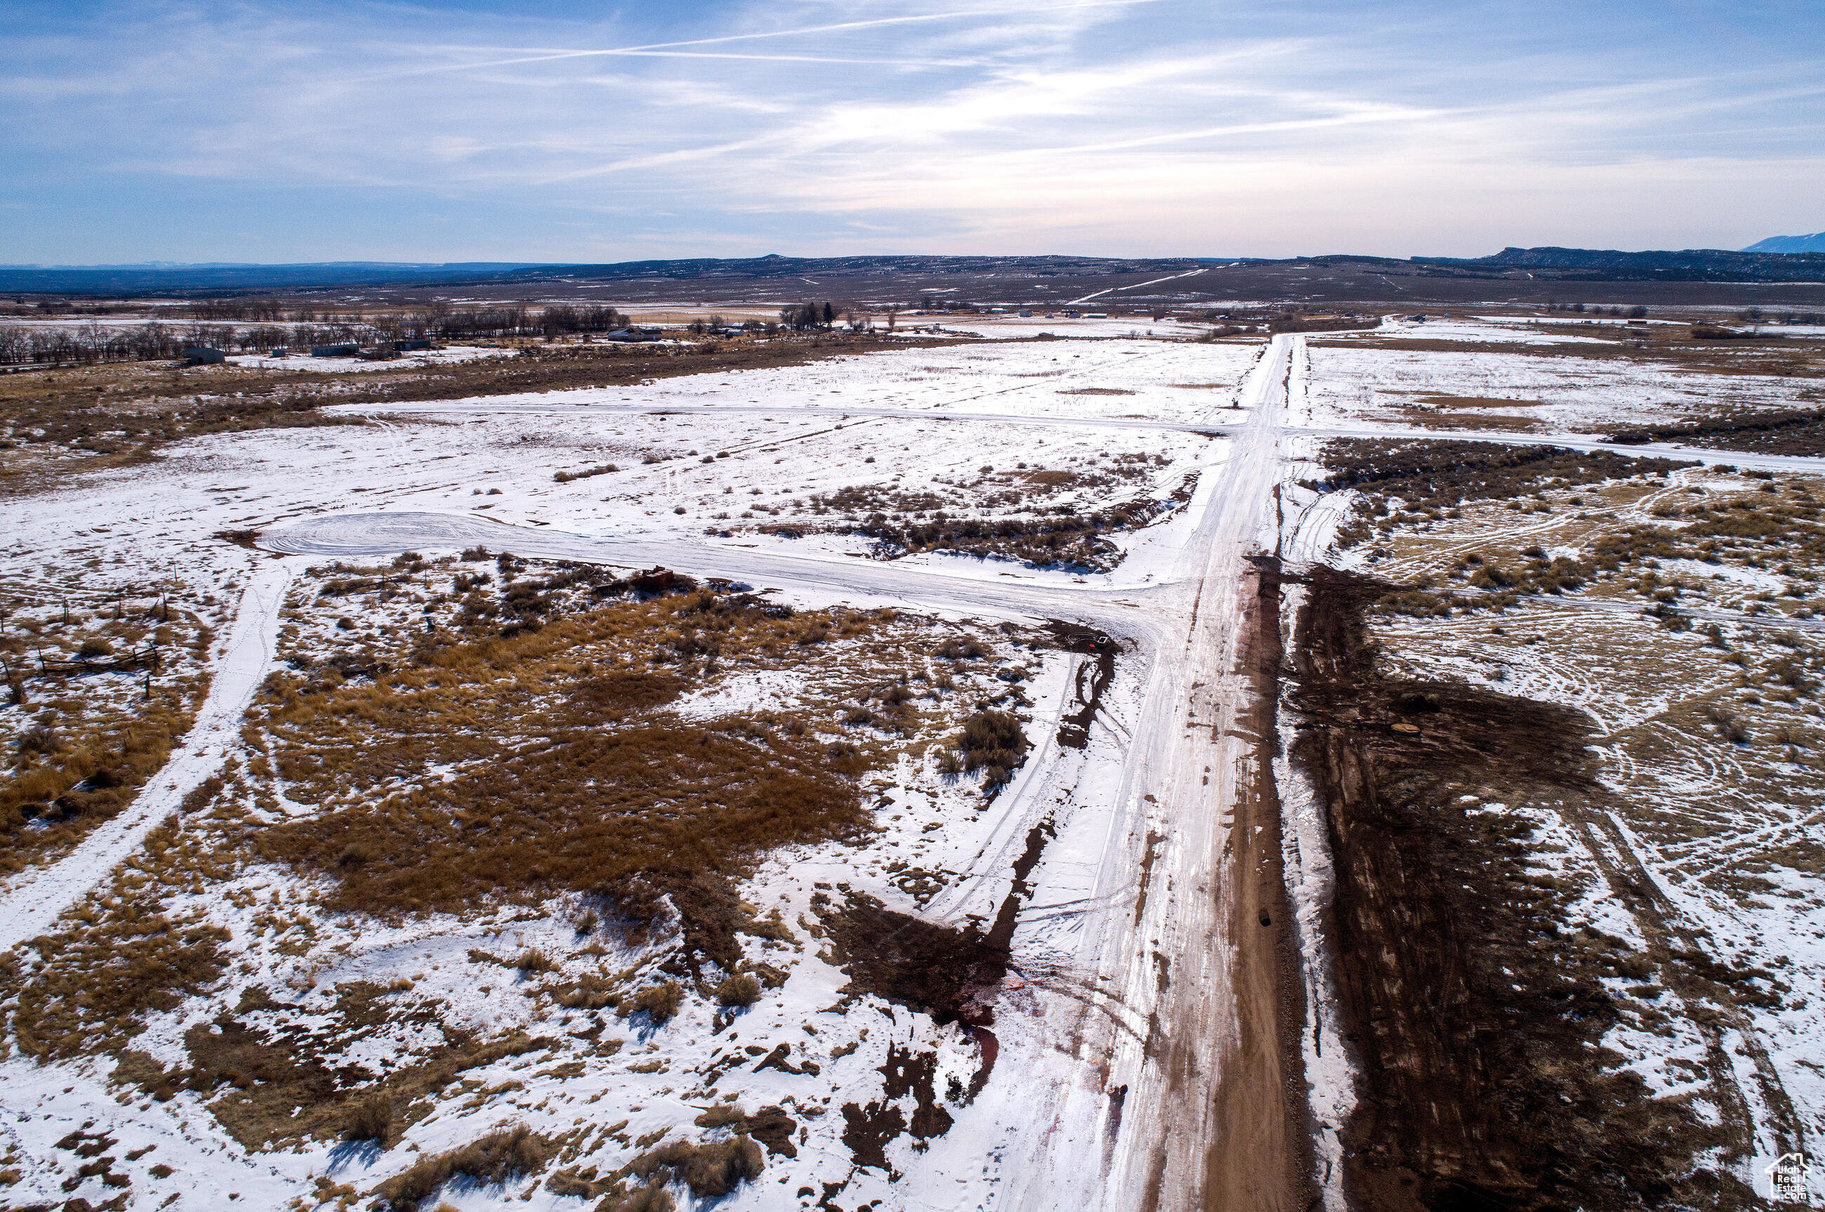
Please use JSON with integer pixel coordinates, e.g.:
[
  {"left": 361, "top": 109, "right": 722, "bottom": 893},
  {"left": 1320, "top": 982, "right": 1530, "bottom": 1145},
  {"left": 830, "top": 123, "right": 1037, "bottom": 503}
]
[{"left": 1, "top": 0, "right": 1822, "bottom": 264}]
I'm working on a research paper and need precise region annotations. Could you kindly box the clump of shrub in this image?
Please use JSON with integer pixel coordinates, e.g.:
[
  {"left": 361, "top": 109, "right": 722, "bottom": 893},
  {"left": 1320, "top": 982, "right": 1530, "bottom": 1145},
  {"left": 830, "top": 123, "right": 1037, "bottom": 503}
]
[
  {"left": 622, "top": 980, "right": 683, "bottom": 1026},
  {"left": 628, "top": 1135, "right": 764, "bottom": 1198},
  {"left": 552, "top": 973, "right": 620, "bottom": 1010},
  {"left": 342, "top": 1090, "right": 397, "bottom": 1148},
  {"left": 607, "top": 1180, "right": 675, "bottom": 1212},
  {"left": 937, "top": 637, "right": 987, "bottom": 660},
  {"left": 17, "top": 724, "right": 57, "bottom": 755},
  {"left": 955, "top": 709, "right": 1029, "bottom": 790},
  {"left": 554, "top": 463, "right": 619, "bottom": 484},
  {"left": 713, "top": 972, "right": 762, "bottom": 1008},
  {"left": 373, "top": 1124, "right": 550, "bottom": 1210},
  {"left": 513, "top": 947, "right": 557, "bottom": 975},
  {"left": 1707, "top": 705, "right": 1750, "bottom": 745}
]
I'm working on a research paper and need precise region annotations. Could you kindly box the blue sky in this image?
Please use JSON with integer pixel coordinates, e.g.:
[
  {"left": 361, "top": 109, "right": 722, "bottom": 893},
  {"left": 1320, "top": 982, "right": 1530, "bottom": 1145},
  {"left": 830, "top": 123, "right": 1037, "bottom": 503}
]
[{"left": 2, "top": 0, "right": 1821, "bottom": 263}]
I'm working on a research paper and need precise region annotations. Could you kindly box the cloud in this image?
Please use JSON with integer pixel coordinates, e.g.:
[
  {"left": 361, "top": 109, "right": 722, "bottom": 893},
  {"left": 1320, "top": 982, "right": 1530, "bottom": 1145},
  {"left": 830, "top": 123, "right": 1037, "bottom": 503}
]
[{"left": 0, "top": 0, "right": 1822, "bottom": 259}]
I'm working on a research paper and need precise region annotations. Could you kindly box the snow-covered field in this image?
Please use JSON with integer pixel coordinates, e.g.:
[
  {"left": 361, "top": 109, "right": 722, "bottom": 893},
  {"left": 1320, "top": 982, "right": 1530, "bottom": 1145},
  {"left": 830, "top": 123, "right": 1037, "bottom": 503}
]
[
  {"left": 3, "top": 315, "right": 1823, "bottom": 1209},
  {"left": 1300, "top": 338, "right": 1821, "bottom": 436},
  {"left": 226, "top": 345, "right": 508, "bottom": 373},
  {"left": 0, "top": 331, "right": 1275, "bottom": 1211}
]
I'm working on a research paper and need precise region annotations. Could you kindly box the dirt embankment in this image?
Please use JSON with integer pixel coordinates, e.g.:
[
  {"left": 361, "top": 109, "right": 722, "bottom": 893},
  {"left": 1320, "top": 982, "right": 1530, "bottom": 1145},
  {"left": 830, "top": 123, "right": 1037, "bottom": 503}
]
[{"left": 1290, "top": 567, "right": 1749, "bottom": 1211}]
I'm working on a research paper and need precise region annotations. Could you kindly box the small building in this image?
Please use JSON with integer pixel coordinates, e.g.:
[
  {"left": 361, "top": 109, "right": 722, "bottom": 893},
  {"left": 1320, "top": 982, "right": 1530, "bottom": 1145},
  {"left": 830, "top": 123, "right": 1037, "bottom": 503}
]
[
  {"left": 310, "top": 343, "right": 359, "bottom": 358},
  {"left": 182, "top": 346, "right": 225, "bottom": 365},
  {"left": 394, "top": 338, "right": 434, "bottom": 352}
]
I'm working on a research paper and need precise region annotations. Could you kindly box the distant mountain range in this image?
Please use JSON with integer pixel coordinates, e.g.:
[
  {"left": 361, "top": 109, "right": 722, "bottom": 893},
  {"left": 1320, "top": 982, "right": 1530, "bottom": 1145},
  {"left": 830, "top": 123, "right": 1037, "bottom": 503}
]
[
  {"left": 1744, "top": 232, "right": 1825, "bottom": 254},
  {"left": 0, "top": 261, "right": 543, "bottom": 293},
  {"left": 3, "top": 246, "right": 1825, "bottom": 297},
  {"left": 1424, "top": 246, "right": 1825, "bottom": 283}
]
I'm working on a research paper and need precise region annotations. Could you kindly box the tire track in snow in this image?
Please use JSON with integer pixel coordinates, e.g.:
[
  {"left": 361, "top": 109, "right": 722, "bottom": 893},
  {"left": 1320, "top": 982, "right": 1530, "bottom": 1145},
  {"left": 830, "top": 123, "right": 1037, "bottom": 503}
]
[
  {"left": 1007, "top": 335, "right": 1305, "bottom": 1211},
  {"left": 0, "top": 560, "right": 293, "bottom": 954}
]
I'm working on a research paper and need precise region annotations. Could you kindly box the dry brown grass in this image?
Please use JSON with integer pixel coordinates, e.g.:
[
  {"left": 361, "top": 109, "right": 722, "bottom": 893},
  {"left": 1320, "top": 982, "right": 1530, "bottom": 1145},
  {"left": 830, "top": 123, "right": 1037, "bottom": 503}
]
[
  {"left": 626, "top": 1134, "right": 764, "bottom": 1198},
  {"left": 760, "top": 455, "right": 1189, "bottom": 571},
  {"left": 6, "top": 886, "right": 230, "bottom": 1059},
  {"left": 713, "top": 972, "right": 763, "bottom": 1008},
  {"left": 1414, "top": 394, "right": 1550, "bottom": 409},
  {"left": 176, "top": 1001, "right": 555, "bottom": 1150},
  {"left": 1311, "top": 333, "right": 1825, "bottom": 381},
  {"left": 954, "top": 709, "right": 1029, "bottom": 791},
  {"left": 0, "top": 585, "right": 214, "bottom": 876},
  {"left": 621, "top": 981, "right": 683, "bottom": 1026},
  {"left": 246, "top": 583, "right": 954, "bottom": 968},
  {"left": 1, "top": 694, "right": 199, "bottom": 874}
]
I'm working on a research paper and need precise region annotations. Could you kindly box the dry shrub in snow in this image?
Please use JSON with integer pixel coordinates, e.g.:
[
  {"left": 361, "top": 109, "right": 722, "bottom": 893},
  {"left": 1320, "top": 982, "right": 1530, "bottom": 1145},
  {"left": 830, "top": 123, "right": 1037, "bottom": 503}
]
[
  {"left": 605, "top": 1181, "right": 675, "bottom": 1212},
  {"left": 622, "top": 980, "right": 683, "bottom": 1026},
  {"left": 628, "top": 1134, "right": 765, "bottom": 1198},
  {"left": 513, "top": 947, "right": 556, "bottom": 974},
  {"left": 713, "top": 972, "right": 763, "bottom": 1007},
  {"left": 342, "top": 1090, "right": 397, "bottom": 1148},
  {"left": 373, "top": 1124, "right": 550, "bottom": 1210},
  {"left": 956, "top": 708, "right": 1029, "bottom": 789}
]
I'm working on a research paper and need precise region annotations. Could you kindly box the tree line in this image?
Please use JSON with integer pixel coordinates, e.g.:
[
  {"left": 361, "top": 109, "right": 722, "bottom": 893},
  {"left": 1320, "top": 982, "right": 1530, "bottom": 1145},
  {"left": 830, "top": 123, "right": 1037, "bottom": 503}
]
[{"left": 0, "top": 304, "right": 632, "bottom": 366}]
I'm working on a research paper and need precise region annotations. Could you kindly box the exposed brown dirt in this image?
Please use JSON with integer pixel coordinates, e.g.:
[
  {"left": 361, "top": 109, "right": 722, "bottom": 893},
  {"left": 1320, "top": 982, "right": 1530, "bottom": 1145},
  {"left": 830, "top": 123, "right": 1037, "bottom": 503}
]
[
  {"left": 1198, "top": 555, "right": 1314, "bottom": 1212},
  {"left": 817, "top": 891, "right": 1007, "bottom": 1027},
  {"left": 1289, "top": 566, "right": 1752, "bottom": 1210},
  {"left": 816, "top": 792, "right": 1059, "bottom": 1184},
  {"left": 1044, "top": 621, "right": 1117, "bottom": 749}
]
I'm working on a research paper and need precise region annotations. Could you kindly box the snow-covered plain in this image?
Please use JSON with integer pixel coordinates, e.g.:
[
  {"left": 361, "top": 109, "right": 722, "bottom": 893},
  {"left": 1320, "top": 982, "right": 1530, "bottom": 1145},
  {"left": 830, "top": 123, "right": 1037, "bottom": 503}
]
[
  {"left": 226, "top": 344, "right": 508, "bottom": 373},
  {"left": 5, "top": 316, "right": 1825, "bottom": 1209},
  {"left": 0, "top": 332, "right": 1268, "bottom": 1211},
  {"left": 1303, "top": 316, "right": 1825, "bottom": 437}
]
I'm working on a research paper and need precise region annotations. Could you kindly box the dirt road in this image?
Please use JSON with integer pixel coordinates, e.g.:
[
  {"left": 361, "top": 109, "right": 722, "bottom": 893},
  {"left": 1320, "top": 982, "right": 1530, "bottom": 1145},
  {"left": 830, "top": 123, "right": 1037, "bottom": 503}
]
[{"left": 1003, "top": 334, "right": 1309, "bottom": 1210}]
